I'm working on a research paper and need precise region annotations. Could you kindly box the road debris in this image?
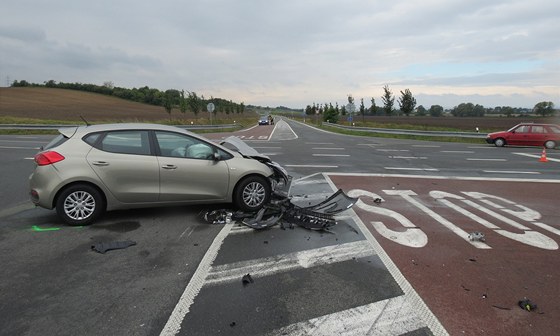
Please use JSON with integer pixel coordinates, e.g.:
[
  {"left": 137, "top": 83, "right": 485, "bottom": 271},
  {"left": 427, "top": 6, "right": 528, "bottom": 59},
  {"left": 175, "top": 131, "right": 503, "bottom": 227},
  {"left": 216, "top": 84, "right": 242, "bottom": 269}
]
[
  {"left": 202, "top": 189, "right": 358, "bottom": 232},
  {"left": 91, "top": 240, "right": 136, "bottom": 254},
  {"left": 518, "top": 298, "right": 537, "bottom": 312},
  {"left": 242, "top": 273, "right": 254, "bottom": 286},
  {"left": 468, "top": 231, "right": 486, "bottom": 242}
]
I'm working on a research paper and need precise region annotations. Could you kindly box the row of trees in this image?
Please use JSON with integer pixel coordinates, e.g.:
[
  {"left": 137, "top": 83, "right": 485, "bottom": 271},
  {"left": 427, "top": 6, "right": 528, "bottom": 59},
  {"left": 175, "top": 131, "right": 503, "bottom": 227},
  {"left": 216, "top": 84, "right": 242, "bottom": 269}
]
[
  {"left": 306, "top": 85, "right": 556, "bottom": 123},
  {"left": 10, "top": 80, "right": 246, "bottom": 116}
]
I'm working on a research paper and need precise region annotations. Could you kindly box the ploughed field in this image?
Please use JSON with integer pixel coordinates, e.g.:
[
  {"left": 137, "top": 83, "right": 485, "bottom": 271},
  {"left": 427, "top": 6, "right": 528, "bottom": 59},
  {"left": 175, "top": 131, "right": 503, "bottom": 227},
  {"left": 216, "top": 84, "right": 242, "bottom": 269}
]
[{"left": 1, "top": 87, "right": 557, "bottom": 131}]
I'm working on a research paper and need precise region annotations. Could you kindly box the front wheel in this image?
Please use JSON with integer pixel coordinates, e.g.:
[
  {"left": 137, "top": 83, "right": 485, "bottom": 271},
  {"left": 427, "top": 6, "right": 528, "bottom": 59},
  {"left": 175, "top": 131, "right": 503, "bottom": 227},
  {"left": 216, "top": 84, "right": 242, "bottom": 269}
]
[
  {"left": 56, "top": 184, "right": 105, "bottom": 225},
  {"left": 544, "top": 140, "right": 556, "bottom": 149},
  {"left": 234, "top": 176, "right": 271, "bottom": 212},
  {"left": 494, "top": 138, "right": 506, "bottom": 147}
]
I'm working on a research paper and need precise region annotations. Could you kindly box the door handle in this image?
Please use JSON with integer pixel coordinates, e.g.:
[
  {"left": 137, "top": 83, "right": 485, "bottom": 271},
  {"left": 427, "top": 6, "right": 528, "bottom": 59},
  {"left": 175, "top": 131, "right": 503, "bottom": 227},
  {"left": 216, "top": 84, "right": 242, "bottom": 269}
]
[
  {"left": 162, "top": 164, "right": 177, "bottom": 170},
  {"left": 92, "top": 161, "right": 109, "bottom": 166}
]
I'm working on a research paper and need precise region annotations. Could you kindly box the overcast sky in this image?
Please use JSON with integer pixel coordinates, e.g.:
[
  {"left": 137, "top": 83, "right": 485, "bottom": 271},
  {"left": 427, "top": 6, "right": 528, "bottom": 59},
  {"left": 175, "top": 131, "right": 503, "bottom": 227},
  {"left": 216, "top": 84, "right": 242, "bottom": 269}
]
[{"left": 1, "top": 0, "right": 559, "bottom": 109}]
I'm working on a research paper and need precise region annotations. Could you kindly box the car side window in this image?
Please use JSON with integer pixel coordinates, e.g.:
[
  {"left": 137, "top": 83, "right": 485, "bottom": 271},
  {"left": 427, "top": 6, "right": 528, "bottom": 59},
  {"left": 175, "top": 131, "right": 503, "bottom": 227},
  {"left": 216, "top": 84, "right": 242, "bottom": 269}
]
[
  {"left": 155, "top": 131, "right": 230, "bottom": 160},
  {"left": 531, "top": 126, "right": 545, "bottom": 134},
  {"left": 548, "top": 126, "right": 560, "bottom": 134},
  {"left": 515, "top": 125, "right": 529, "bottom": 133},
  {"left": 99, "top": 131, "right": 151, "bottom": 155}
]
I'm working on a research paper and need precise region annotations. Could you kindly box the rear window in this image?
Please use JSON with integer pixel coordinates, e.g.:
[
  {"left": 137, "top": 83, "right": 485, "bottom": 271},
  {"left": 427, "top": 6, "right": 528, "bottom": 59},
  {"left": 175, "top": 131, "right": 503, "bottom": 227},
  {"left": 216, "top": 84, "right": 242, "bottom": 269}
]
[
  {"left": 549, "top": 126, "right": 560, "bottom": 134},
  {"left": 43, "top": 134, "right": 69, "bottom": 150}
]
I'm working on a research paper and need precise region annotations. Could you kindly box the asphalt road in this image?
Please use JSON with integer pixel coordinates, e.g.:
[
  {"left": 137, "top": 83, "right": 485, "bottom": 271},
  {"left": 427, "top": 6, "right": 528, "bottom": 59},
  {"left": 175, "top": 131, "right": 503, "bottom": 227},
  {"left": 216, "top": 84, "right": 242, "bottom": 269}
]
[{"left": 0, "top": 119, "right": 558, "bottom": 336}]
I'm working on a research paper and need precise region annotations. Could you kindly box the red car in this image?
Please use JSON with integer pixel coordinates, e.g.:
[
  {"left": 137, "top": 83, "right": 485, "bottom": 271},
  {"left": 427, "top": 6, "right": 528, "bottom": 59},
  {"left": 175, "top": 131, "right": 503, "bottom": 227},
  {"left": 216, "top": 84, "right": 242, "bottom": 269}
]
[{"left": 486, "top": 123, "right": 560, "bottom": 149}]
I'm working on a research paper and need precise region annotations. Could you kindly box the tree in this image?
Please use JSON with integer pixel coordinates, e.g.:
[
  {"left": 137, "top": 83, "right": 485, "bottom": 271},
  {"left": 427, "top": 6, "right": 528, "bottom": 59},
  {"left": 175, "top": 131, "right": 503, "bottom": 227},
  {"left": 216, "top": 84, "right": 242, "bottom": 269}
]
[
  {"left": 370, "top": 97, "right": 377, "bottom": 116},
  {"left": 382, "top": 85, "right": 394, "bottom": 115},
  {"left": 398, "top": 89, "right": 416, "bottom": 116},
  {"left": 179, "top": 90, "right": 187, "bottom": 114},
  {"left": 533, "top": 101, "right": 555, "bottom": 117},
  {"left": 416, "top": 105, "right": 427, "bottom": 116},
  {"left": 186, "top": 91, "right": 202, "bottom": 116},
  {"left": 451, "top": 103, "right": 485, "bottom": 117},
  {"left": 163, "top": 89, "right": 177, "bottom": 117},
  {"left": 323, "top": 103, "right": 339, "bottom": 123},
  {"left": 359, "top": 98, "right": 365, "bottom": 122},
  {"left": 429, "top": 105, "right": 443, "bottom": 117}
]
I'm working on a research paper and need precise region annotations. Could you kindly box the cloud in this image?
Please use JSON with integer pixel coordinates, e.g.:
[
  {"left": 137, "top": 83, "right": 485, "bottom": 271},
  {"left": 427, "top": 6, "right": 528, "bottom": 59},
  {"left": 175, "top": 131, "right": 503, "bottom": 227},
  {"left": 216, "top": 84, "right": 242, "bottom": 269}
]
[{"left": 1, "top": 0, "right": 558, "bottom": 109}]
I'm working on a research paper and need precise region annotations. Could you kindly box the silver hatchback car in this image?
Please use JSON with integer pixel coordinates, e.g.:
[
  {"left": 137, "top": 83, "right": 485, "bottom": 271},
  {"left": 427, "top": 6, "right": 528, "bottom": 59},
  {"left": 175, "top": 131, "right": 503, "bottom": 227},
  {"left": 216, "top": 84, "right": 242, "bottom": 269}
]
[{"left": 29, "top": 123, "right": 288, "bottom": 225}]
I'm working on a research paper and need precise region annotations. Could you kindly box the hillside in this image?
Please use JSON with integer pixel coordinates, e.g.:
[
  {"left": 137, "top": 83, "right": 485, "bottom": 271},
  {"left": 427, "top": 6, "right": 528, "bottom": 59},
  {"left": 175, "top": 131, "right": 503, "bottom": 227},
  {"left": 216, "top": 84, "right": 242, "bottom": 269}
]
[{"left": 0, "top": 87, "right": 197, "bottom": 122}]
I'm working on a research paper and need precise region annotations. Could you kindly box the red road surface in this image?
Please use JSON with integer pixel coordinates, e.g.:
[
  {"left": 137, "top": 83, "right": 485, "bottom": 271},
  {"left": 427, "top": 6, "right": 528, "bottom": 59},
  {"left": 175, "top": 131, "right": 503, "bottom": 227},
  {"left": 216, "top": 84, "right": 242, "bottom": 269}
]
[{"left": 329, "top": 174, "right": 560, "bottom": 336}]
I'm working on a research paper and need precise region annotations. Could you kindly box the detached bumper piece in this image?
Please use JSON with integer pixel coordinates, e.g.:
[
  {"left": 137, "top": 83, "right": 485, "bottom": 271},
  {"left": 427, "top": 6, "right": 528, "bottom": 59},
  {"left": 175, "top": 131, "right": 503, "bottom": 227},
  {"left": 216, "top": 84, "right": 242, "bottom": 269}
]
[{"left": 241, "top": 189, "right": 358, "bottom": 231}]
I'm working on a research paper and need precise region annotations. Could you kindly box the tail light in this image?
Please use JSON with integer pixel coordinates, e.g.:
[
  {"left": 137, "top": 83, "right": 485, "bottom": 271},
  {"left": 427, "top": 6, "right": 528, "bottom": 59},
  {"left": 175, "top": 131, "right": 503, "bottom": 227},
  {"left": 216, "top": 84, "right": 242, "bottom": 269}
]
[{"left": 34, "top": 151, "right": 65, "bottom": 166}]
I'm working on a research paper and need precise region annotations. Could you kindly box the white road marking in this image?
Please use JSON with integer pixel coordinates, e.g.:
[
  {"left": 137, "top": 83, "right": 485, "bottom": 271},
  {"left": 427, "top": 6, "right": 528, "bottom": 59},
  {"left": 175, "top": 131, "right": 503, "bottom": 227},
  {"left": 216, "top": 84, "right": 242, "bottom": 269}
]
[
  {"left": 160, "top": 222, "right": 234, "bottom": 336},
  {"left": 205, "top": 240, "right": 375, "bottom": 286},
  {"left": 514, "top": 152, "right": 560, "bottom": 162},
  {"left": 384, "top": 167, "right": 439, "bottom": 171},
  {"left": 286, "top": 164, "right": 339, "bottom": 168},
  {"left": 323, "top": 174, "right": 448, "bottom": 336},
  {"left": 312, "top": 154, "right": 350, "bottom": 157},
  {"left": 376, "top": 149, "right": 410, "bottom": 152},
  {"left": 466, "top": 158, "right": 507, "bottom": 161},
  {"left": 389, "top": 156, "right": 427, "bottom": 159},
  {"left": 266, "top": 295, "right": 427, "bottom": 336},
  {"left": 483, "top": 170, "right": 540, "bottom": 174},
  {"left": 0, "top": 146, "right": 40, "bottom": 149},
  {"left": 441, "top": 150, "right": 474, "bottom": 153},
  {"left": 312, "top": 147, "right": 345, "bottom": 150}
]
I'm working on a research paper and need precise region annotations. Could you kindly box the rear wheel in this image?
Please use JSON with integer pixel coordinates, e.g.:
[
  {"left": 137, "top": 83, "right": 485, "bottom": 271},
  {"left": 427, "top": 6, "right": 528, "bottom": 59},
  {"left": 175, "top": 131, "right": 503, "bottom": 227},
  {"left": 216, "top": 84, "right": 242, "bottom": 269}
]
[
  {"left": 494, "top": 138, "right": 506, "bottom": 147},
  {"left": 56, "top": 184, "right": 105, "bottom": 226},
  {"left": 234, "top": 176, "right": 271, "bottom": 212},
  {"left": 544, "top": 140, "right": 556, "bottom": 149}
]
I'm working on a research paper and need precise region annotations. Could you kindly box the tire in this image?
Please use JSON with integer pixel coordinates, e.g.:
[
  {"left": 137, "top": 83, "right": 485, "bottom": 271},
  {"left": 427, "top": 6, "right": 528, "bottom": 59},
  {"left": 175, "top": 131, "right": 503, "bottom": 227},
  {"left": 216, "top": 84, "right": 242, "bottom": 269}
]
[
  {"left": 494, "top": 138, "right": 506, "bottom": 147},
  {"left": 56, "top": 184, "right": 105, "bottom": 226},
  {"left": 544, "top": 140, "right": 556, "bottom": 150},
  {"left": 234, "top": 176, "right": 271, "bottom": 212}
]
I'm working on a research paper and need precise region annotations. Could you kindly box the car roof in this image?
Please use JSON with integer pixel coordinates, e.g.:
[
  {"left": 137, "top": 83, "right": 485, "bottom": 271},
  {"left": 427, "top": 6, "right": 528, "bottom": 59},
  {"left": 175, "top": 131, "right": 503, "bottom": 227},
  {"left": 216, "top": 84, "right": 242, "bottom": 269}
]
[
  {"left": 516, "top": 123, "right": 558, "bottom": 126},
  {"left": 61, "top": 123, "right": 199, "bottom": 137}
]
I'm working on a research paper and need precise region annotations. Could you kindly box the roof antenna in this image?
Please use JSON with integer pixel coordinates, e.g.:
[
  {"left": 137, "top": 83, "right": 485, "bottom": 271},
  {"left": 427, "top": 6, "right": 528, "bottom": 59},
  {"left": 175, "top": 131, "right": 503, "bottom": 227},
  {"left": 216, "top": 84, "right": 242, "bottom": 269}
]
[{"left": 80, "top": 116, "right": 90, "bottom": 126}]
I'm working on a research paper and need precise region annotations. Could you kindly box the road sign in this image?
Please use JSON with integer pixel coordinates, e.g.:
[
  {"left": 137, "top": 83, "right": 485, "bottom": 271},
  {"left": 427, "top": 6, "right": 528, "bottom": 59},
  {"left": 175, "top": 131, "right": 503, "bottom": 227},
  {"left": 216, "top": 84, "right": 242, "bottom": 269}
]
[{"left": 207, "top": 103, "right": 215, "bottom": 113}]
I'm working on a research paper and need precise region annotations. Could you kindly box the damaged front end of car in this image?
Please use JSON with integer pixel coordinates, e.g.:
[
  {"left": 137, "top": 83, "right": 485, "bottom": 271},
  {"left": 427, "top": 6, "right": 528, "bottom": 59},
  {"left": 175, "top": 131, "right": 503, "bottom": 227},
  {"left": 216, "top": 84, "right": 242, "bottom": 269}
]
[
  {"left": 215, "top": 137, "right": 358, "bottom": 231},
  {"left": 221, "top": 136, "right": 291, "bottom": 197}
]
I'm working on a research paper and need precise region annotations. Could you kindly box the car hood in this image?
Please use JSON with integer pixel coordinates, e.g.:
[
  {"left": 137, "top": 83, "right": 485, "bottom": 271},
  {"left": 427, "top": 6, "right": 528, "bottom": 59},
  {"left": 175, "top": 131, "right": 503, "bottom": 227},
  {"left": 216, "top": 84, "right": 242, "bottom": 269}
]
[
  {"left": 221, "top": 136, "right": 290, "bottom": 189},
  {"left": 486, "top": 130, "right": 507, "bottom": 137}
]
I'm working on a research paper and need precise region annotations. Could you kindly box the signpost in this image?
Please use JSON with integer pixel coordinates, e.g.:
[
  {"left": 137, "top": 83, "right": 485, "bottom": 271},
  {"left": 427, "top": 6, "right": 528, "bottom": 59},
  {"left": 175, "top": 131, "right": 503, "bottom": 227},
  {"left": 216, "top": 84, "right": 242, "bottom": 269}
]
[
  {"left": 346, "top": 103, "right": 356, "bottom": 126},
  {"left": 207, "top": 102, "right": 215, "bottom": 125}
]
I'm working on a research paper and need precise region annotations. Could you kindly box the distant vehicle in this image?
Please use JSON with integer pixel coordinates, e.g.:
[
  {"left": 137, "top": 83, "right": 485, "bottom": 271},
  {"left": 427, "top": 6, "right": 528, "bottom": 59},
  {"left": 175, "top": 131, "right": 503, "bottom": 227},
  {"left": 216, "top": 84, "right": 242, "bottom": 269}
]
[
  {"left": 486, "top": 123, "right": 560, "bottom": 148},
  {"left": 29, "top": 123, "right": 289, "bottom": 225},
  {"left": 258, "top": 116, "right": 269, "bottom": 125}
]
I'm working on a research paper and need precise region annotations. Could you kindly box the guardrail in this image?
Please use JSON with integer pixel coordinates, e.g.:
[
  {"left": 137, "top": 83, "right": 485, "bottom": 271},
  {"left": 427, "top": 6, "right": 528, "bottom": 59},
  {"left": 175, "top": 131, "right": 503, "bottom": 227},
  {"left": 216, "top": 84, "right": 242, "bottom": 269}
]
[
  {"left": 0, "top": 123, "right": 241, "bottom": 130},
  {"left": 322, "top": 123, "right": 487, "bottom": 139}
]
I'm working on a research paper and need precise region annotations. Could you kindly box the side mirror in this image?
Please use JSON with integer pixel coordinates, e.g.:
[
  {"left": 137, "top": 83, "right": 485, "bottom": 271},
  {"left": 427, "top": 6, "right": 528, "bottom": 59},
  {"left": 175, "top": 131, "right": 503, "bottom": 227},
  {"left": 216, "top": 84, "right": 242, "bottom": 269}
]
[{"left": 212, "top": 152, "right": 221, "bottom": 161}]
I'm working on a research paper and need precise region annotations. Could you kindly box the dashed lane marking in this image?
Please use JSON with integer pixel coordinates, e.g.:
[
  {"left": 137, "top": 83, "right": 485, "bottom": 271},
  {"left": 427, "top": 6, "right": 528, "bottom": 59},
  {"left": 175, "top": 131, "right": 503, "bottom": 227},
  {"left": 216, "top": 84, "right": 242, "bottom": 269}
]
[
  {"left": 312, "top": 154, "right": 350, "bottom": 157},
  {"left": 384, "top": 167, "right": 439, "bottom": 171}
]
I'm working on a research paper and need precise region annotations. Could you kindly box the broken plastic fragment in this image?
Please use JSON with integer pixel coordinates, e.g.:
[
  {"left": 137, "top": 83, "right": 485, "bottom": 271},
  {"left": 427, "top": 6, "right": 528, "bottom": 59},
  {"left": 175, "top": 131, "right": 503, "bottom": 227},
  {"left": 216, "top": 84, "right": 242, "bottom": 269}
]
[
  {"left": 518, "top": 299, "right": 537, "bottom": 312},
  {"left": 242, "top": 273, "right": 254, "bottom": 286},
  {"left": 91, "top": 240, "right": 136, "bottom": 254},
  {"left": 202, "top": 209, "right": 232, "bottom": 224},
  {"left": 304, "top": 189, "right": 358, "bottom": 214},
  {"left": 468, "top": 231, "right": 485, "bottom": 242}
]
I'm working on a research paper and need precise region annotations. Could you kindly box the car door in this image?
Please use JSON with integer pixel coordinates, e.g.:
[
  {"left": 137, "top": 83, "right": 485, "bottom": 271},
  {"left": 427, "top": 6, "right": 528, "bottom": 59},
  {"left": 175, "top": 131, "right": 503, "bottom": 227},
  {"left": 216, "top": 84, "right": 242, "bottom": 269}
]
[
  {"left": 86, "top": 130, "right": 160, "bottom": 203},
  {"left": 154, "top": 131, "right": 230, "bottom": 202},
  {"left": 528, "top": 125, "right": 547, "bottom": 146},
  {"left": 507, "top": 125, "right": 530, "bottom": 145}
]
